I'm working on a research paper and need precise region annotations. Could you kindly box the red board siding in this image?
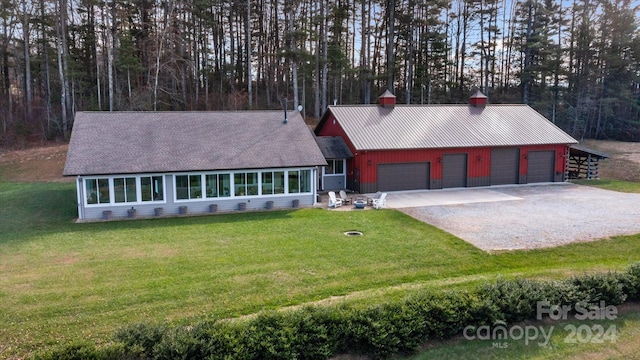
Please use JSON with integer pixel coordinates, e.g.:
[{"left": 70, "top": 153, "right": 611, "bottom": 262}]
[
  {"left": 519, "top": 144, "right": 569, "bottom": 182},
  {"left": 358, "top": 148, "right": 492, "bottom": 181},
  {"left": 352, "top": 145, "right": 568, "bottom": 191},
  {"left": 355, "top": 147, "right": 493, "bottom": 191},
  {"left": 317, "top": 115, "right": 570, "bottom": 191}
]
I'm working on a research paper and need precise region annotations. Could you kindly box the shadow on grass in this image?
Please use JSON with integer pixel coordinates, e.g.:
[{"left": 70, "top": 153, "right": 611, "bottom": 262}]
[
  {"left": 0, "top": 182, "right": 77, "bottom": 233},
  {"left": 0, "top": 181, "right": 303, "bottom": 244}
]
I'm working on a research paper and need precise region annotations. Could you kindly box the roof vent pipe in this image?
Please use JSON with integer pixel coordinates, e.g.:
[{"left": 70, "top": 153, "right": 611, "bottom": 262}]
[{"left": 281, "top": 98, "right": 288, "bottom": 124}]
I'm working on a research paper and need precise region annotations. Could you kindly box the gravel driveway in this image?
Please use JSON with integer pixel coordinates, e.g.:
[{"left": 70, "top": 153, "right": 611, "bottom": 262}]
[{"left": 398, "top": 184, "right": 640, "bottom": 251}]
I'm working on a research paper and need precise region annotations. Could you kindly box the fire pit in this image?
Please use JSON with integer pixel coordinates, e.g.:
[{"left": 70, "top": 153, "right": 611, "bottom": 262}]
[{"left": 354, "top": 199, "right": 366, "bottom": 209}]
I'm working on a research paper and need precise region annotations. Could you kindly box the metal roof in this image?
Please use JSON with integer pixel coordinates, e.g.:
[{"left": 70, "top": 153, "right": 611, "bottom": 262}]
[
  {"left": 570, "top": 144, "right": 609, "bottom": 159},
  {"left": 64, "top": 111, "right": 327, "bottom": 176},
  {"left": 323, "top": 104, "right": 578, "bottom": 151},
  {"left": 315, "top": 136, "right": 353, "bottom": 159}
]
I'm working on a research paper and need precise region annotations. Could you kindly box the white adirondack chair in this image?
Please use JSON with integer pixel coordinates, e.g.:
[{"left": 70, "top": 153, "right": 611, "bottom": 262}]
[
  {"left": 339, "top": 190, "right": 351, "bottom": 204},
  {"left": 373, "top": 192, "right": 387, "bottom": 209},
  {"left": 328, "top": 191, "right": 343, "bottom": 208}
]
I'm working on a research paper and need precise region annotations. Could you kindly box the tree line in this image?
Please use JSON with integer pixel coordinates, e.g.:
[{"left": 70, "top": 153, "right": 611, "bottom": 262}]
[{"left": 1, "top": 0, "right": 639, "bottom": 147}]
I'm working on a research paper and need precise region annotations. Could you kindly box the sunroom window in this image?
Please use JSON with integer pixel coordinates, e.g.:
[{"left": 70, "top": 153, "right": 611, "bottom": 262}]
[
  {"left": 234, "top": 172, "right": 259, "bottom": 196},
  {"left": 189, "top": 175, "right": 202, "bottom": 198},
  {"left": 85, "top": 178, "right": 110, "bottom": 204},
  {"left": 288, "top": 170, "right": 311, "bottom": 193},
  {"left": 301, "top": 170, "right": 311, "bottom": 192},
  {"left": 114, "top": 177, "right": 137, "bottom": 203},
  {"left": 141, "top": 176, "right": 164, "bottom": 202},
  {"left": 205, "top": 174, "right": 231, "bottom": 198},
  {"left": 262, "top": 171, "right": 285, "bottom": 195}
]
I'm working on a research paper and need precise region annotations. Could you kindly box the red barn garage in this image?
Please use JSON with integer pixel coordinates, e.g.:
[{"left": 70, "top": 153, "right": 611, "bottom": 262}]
[{"left": 315, "top": 91, "right": 578, "bottom": 193}]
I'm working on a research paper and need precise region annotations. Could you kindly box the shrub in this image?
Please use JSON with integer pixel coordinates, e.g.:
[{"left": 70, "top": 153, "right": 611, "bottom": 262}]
[
  {"left": 407, "top": 290, "right": 498, "bottom": 339},
  {"left": 242, "top": 311, "right": 301, "bottom": 360},
  {"left": 339, "top": 302, "right": 425, "bottom": 359},
  {"left": 622, "top": 262, "right": 640, "bottom": 301},
  {"left": 35, "top": 263, "right": 640, "bottom": 360},
  {"left": 151, "top": 326, "right": 209, "bottom": 360},
  {"left": 114, "top": 322, "right": 167, "bottom": 358},
  {"left": 287, "top": 306, "right": 338, "bottom": 360},
  {"left": 478, "top": 278, "right": 547, "bottom": 323},
  {"left": 31, "top": 341, "right": 128, "bottom": 360},
  {"left": 569, "top": 271, "right": 627, "bottom": 306},
  {"left": 197, "top": 320, "right": 251, "bottom": 360}
]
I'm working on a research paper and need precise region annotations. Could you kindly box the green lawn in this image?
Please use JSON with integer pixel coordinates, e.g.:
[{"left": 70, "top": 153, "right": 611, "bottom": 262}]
[
  {"left": 1, "top": 181, "right": 640, "bottom": 358},
  {"left": 570, "top": 179, "right": 640, "bottom": 193}
]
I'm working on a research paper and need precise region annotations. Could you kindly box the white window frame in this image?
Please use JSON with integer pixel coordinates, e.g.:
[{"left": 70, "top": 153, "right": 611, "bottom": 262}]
[
  {"left": 139, "top": 175, "right": 166, "bottom": 203},
  {"left": 84, "top": 176, "right": 111, "bottom": 206},
  {"left": 173, "top": 168, "right": 314, "bottom": 202},
  {"left": 204, "top": 173, "right": 232, "bottom": 198},
  {"left": 83, "top": 174, "right": 166, "bottom": 207},
  {"left": 174, "top": 173, "right": 205, "bottom": 201},
  {"left": 113, "top": 176, "right": 138, "bottom": 204},
  {"left": 261, "top": 170, "right": 286, "bottom": 196},
  {"left": 325, "top": 159, "right": 345, "bottom": 175},
  {"left": 286, "top": 169, "right": 312, "bottom": 194}
]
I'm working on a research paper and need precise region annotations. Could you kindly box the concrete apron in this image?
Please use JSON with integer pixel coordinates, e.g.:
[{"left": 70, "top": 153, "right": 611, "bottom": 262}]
[{"left": 380, "top": 187, "right": 523, "bottom": 209}]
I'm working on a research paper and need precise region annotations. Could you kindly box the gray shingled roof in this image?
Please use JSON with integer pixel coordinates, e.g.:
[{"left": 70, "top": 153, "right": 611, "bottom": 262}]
[
  {"left": 321, "top": 104, "right": 577, "bottom": 150},
  {"left": 315, "top": 136, "right": 353, "bottom": 159},
  {"left": 64, "top": 111, "right": 327, "bottom": 176}
]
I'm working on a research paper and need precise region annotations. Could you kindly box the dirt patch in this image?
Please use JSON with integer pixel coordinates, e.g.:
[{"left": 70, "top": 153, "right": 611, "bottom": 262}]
[{"left": 0, "top": 144, "right": 72, "bottom": 182}]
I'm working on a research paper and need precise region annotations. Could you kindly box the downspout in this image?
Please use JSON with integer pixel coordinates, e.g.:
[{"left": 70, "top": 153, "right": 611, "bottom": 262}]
[
  {"left": 76, "top": 176, "right": 84, "bottom": 221},
  {"left": 313, "top": 167, "right": 318, "bottom": 205}
]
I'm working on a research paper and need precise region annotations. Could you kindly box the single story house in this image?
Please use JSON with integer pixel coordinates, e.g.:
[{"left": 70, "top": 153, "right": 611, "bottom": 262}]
[
  {"left": 63, "top": 111, "right": 327, "bottom": 221},
  {"left": 314, "top": 91, "right": 579, "bottom": 193}
]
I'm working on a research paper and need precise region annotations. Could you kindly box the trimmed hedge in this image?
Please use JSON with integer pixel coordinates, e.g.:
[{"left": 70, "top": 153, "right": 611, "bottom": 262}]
[
  {"left": 32, "top": 263, "right": 640, "bottom": 360},
  {"left": 478, "top": 271, "right": 629, "bottom": 325}
]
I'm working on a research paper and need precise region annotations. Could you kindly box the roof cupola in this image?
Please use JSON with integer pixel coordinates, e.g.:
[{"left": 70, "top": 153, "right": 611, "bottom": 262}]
[
  {"left": 378, "top": 90, "right": 396, "bottom": 108},
  {"left": 469, "top": 90, "right": 488, "bottom": 107}
]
